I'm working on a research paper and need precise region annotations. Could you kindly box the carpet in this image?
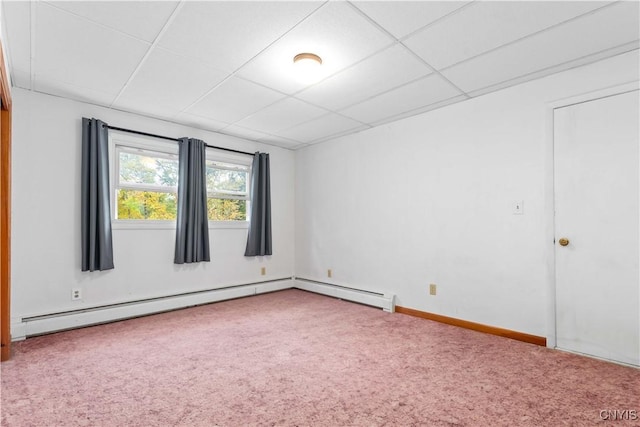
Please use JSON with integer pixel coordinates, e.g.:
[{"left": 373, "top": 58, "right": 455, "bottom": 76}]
[{"left": 1, "top": 289, "right": 638, "bottom": 426}]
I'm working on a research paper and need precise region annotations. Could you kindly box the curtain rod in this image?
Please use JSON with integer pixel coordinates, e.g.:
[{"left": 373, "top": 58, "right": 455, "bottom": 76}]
[{"left": 106, "top": 125, "right": 256, "bottom": 157}]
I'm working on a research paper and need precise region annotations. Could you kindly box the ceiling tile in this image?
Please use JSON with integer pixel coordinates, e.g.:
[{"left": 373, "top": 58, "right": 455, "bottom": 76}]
[
  {"left": 257, "top": 134, "right": 302, "bottom": 149},
  {"left": 3, "top": 0, "right": 637, "bottom": 149},
  {"left": 114, "top": 48, "right": 229, "bottom": 117},
  {"left": 35, "top": 76, "right": 117, "bottom": 107},
  {"left": 222, "top": 125, "right": 276, "bottom": 143},
  {"left": 276, "top": 113, "right": 366, "bottom": 143},
  {"left": 174, "top": 113, "right": 230, "bottom": 133},
  {"left": 235, "top": 97, "right": 327, "bottom": 135},
  {"left": 35, "top": 3, "right": 149, "bottom": 95},
  {"left": 223, "top": 125, "right": 302, "bottom": 148},
  {"left": 112, "top": 100, "right": 182, "bottom": 122},
  {"left": 404, "top": 1, "right": 611, "bottom": 70},
  {"left": 45, "top": 1, "right": 179, "bottom": 42},
  {"left": 186, "top": 77, "right": 285, "bottom": 124},
  {"left": 340, "top": 74, "right": 462, "bottom": 124},
  {"left": 296, "top": 44, "right": 432, "bottom": 110},
  {"left": 442, "top": 1, "right": 640, "bottom": 93},
  {"left": 466, "top": 42, "right": 640, "bottom": 99},
  {"left": 1, "top": 1, "right": 31, "bottom": 84},
  {"left": 158, "top": 1, "right": 322, "bottom": 73},
  {"left": 236, "top": 1, "right": 394, "bottom": 94},
  {"left": 351, "top": 1, "right": 470, "bottom": 39}
]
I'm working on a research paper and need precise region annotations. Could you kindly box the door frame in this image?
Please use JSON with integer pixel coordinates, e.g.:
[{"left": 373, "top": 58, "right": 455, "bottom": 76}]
[
  {"left": 0, "top": 40, "right": 11, "bottom": 362},
  {"left": 545, "top": 81, "right": 640, "bottom": 351}
]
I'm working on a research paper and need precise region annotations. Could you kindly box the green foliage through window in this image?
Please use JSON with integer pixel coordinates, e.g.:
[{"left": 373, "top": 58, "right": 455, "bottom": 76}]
[
  {"left": 115, "top": 145, "right": 250, "bottom": 222},
  {"left": 118, "top": 190, "right": 177, "bottom": 220},
  {"left": 207, "top": 199, "right": 246, "bottom": 221}
]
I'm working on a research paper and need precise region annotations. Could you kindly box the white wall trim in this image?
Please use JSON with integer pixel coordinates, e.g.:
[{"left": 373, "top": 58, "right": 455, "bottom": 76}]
[
  {"left": 544, "top": 80, "right": 640, "bottom": 349},
  {"left": 112, "top": 219, "right": 249, "bottom": 230}
]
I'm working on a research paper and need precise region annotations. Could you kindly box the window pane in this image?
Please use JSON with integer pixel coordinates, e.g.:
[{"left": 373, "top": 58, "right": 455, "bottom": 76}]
[
  {"left": 206, "top": 162, "right": 248, "bottom": 195},
  {"left": 120, "top": 151, "right": 178, "bottom": 188},
  {"left": 207, "top": 198, "right": 247, "bottom": 221},
  {"left": 117, "top": 189, "right": 177, "bottom": 220}
]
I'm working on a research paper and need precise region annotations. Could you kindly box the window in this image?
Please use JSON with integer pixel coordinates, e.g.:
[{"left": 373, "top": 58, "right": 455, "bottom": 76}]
[
  {"left": 206, "top": 160, "right": 250, "bottom": 221},
  {"left": 111, "top": 133, "right": 251, "bottom": 226},
  {"left": 116, "top": 147, "right": 178, "bottom": 220}
]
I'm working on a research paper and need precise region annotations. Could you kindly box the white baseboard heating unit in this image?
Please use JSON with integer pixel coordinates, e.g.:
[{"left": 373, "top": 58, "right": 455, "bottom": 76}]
[
  {"left": 294, "top": 277, "right": 395, "bottom": 313},
  {"left": 12, "top": 278, "right": 293, "bottom": 340},
  {"left": 12, "top": 277, "right": 395, "bottom": 340}
]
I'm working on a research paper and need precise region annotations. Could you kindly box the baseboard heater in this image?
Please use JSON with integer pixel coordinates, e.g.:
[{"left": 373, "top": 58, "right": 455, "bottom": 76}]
[
  {"left": 12, "top": 277, "right": 395, "bottom": 340},
  {"left": 13, "top": 278, "right": 294, "bottom": 340},
  {"left": 294, "top": 277, "right": 395, "bottom": 313}
]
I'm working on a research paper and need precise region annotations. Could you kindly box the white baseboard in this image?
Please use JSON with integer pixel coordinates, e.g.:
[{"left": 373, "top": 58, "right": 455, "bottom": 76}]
[{"left": 12, "top": 279, "right": 294, "bottom": 340}]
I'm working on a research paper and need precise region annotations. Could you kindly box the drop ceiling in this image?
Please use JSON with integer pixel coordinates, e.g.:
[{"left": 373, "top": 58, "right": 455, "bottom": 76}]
[{"left": 2, "top": 1, "right": 639, "bottom": 149}]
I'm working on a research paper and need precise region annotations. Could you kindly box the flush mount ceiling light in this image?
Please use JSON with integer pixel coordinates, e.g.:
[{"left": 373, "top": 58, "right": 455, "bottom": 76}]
[
  {"left": 293, "top": 52, "right": 323, "bottom": 84},
  {"left": 294, "top": 52, "right": 322, "bottom": 66}
]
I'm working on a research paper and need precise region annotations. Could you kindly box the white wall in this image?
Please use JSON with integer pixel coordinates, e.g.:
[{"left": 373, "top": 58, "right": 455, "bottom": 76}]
[
  {"left": 11, "top": 88, "right": 295, "bottom": 321},
  {"left": 295, "top": 50, "right": 640, "bottom": 337},
  {"left": 11, "top": 50, "right": 640, "bottom": 340}
]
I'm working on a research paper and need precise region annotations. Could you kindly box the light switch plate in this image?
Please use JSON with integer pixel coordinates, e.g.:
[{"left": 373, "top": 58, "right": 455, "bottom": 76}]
[{"left": 513, "top": 200, "right": 524, "bottom": 215}]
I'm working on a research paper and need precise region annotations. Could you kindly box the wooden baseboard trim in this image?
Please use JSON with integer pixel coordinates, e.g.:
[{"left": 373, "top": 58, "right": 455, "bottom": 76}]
[{"left": 395, "top": 306, "right": 547, "bottom": 347}]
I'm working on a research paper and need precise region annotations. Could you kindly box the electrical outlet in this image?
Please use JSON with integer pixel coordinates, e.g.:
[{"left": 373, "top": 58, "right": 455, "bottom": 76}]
[
  {"left": 71, "top": 288, "right": 82, "bottom": 301},
  {"left": 261, "top": 267, "right": 266, "bottom": 276},
  {"left": 429, "top": 284, "right": 437, "bottom": 296},
  {"left": 327, "top": 269, "right": 332, "bottom": 278}
]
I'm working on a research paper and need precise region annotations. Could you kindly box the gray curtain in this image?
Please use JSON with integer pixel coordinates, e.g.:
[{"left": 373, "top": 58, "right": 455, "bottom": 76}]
[
  {"left": 245, "top": 153, "right": 272, "bottom": 256},
  {"left": 81, "top": 117, "right": 114, "bottom": 271},
  {"left": 174, "top": 138, "right": 210, "bottom": 264}
]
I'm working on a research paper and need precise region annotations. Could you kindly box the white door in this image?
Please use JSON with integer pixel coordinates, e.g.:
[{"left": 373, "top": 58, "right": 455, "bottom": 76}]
[{"left": 554, "top": 89, "right": 640, "bottom": 366}]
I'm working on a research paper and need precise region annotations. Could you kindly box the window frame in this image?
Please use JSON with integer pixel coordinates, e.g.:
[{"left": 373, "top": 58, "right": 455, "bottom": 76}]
[{"left": 109, "top": 132, "right": 251, "bottom": 230}]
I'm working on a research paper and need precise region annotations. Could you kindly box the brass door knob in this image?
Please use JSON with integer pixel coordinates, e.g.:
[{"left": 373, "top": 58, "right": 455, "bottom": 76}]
[{"left": 558, "top": 238, "right": 570, "bottom": 246}]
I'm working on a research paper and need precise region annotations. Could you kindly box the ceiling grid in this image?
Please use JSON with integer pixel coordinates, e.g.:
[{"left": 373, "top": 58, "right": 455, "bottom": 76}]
[{"left": 1, "top": 0, "right": 637, "bottom": 149}]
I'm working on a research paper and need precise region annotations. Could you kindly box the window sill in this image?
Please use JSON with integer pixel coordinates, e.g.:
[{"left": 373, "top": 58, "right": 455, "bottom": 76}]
[{"left": 112, "top": 220, "right": 249, "bottom": 230}]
